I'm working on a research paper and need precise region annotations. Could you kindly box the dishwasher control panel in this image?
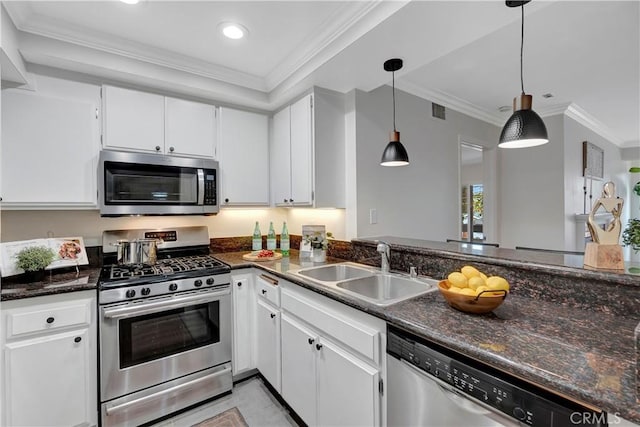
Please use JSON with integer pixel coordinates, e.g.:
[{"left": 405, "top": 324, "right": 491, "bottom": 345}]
[{"left": 387, "top": 326, "right": 606, "bottom": 427}]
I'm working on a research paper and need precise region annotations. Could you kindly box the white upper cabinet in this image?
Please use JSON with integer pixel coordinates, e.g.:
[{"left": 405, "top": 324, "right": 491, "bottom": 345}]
[
  {"left": 271, "top": 89, "right": 345, "bottom": 208},
  {"left": 165, "top": 97, "right": 217, "bottom": 158},
  {"left": 1, "top": 78, "right": 101, "bottom": 209},
  {"left": 218, "top": 107, "right": 269, "bottom": 206},
  {"left": 102, "top": 85, "right": 217, "bottom": 158},
  {"left": 102, "top": 85, "right": 164, "bottom": 153}
]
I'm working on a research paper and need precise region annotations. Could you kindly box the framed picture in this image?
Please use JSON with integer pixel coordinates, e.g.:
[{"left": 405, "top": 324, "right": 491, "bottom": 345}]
[{"left": 582, "top": 141, "right": 604, "bottom": 179}]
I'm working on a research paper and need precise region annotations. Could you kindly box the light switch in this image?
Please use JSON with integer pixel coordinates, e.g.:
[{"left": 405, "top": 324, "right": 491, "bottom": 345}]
[{"left": 369, "top": 208, "right": 377, "bottom": 224}]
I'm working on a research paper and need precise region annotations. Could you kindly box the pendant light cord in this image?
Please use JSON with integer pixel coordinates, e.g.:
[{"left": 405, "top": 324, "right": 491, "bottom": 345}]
[
  {"left": 392, "top": 70, "right": 397, "bottom": 131},
  {"left": 520, "top": 4, "right": 525, "bottom": 95}
]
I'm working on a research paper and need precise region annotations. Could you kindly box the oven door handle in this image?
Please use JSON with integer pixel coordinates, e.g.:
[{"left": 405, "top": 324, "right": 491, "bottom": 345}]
[{"left": 102, "top": 289, "right": 229, "bottom": 320}]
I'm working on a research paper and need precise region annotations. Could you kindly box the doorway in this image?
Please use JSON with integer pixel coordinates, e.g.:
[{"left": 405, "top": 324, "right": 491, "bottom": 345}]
[{"left": 459, "top": 142, "right": 485, "bottom": 243}]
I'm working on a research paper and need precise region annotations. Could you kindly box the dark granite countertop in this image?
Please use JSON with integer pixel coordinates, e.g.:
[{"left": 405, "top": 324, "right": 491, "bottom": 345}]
[
  {"left": 1, "top": 268, "right": 100, "bottom": 301},
  {"left": 214, "top": 249, "right": 640, "bottom": 423}
]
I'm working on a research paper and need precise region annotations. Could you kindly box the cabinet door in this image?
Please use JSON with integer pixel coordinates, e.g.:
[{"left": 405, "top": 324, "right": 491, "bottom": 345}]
[
  {"left": 255, "top": 299, "right": 281, "bottom": 392},
  {"left": 271, "top": 106, "right": 292, "bottom": 206},
  {"left": 232, "top": 275, "right": 254, "bottom": 375},
  {"left": 281, "top": 314, "right": 318, "bottom": 425},
  {"left": 165, "top": 97, "right": 216, "bottom": 158},
  {"left": 4, "top": 328, "right": 95, "bottom": 427},
  {"left": 1, "top": 90, "right": 99, "bottom": 207},
  {"left": 103, "top": 85, "right": 164, "bottom": 153},
  {"left": 316, "top": 338, "right": 380, "bottom": 427},
  {"left": 219, "top": 108, "right": 269, "bottom": 205},
  {"left": 289, "top": 94, "right": 314, "bottom": 206}
]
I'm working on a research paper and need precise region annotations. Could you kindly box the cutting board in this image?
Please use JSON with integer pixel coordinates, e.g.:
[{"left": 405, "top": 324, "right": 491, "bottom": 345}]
[{"left": 242, "top": 251, "right": 283, "bottom": 262}]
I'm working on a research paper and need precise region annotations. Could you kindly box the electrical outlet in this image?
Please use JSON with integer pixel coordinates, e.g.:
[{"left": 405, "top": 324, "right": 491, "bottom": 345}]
[{"left": 369, "top": 209, "right": 378, "bottom": 224}]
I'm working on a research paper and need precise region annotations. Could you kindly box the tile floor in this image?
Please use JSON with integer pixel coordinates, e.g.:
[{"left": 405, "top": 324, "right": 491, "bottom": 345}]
[{"left": 152, "top": 376, "right": 298, "bottom": 427}]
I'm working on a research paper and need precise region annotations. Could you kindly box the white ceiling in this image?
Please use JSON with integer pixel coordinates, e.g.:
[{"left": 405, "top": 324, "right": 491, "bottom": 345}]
[{"left": 3, "top": 0, "right": 639, "bottom": 147}]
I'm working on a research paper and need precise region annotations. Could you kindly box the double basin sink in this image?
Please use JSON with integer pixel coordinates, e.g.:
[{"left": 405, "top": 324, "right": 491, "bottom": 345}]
[{"left": 290, "top": 262, "right": 438, "bottom": 306}]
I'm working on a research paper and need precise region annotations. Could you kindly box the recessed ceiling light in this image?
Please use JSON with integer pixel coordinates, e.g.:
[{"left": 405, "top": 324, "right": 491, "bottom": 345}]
[
  {"left": 542, "top": 93, "right": 554, "bottom": 98},
  {"left": 498, "top": 105, "right": 512, "bottom": 113},
  {"left": 219, "top": 22, "right": 248, "bottom": 40},
  {"left": 120, "top": 0, "right": 139, "bottom": 4}
]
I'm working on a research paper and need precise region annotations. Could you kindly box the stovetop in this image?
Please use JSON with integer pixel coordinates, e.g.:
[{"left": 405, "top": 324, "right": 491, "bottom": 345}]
[{"left": 99, "top": 254, "right": 230, "bottom": 289}]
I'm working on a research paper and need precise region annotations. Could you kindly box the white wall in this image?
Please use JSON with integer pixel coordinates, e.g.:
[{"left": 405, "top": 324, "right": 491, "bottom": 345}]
[
  {"left": 353, "top": 86, "right": 499, "bottom": 241},
  {"left": 0, "top": 208, "right": 346, "bottom": 247}
]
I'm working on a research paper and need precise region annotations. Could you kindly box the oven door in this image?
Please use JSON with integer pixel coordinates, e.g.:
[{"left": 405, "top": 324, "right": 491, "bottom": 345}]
[{"left": 99, "top": 287, "right": 231, "bottom": 402}]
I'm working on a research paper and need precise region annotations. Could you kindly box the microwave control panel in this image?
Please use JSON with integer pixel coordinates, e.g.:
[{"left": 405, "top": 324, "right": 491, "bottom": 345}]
[{"left": 204, "top": 171, "right": 216, "bottom": 205}]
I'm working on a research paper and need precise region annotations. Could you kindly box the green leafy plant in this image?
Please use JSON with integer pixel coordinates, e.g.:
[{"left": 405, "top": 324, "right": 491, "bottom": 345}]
[
  {"left": 623, "top": 167, "right": 640, "bottom": 253},
  {"left": 15, "top": 246, "right": 55, "bottom": 272}
]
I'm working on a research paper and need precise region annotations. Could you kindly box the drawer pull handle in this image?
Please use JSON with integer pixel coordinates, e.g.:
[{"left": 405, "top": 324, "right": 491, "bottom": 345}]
[
  {"left": 316, "top": 343, "right": 323, "bottom": 351},
  {"left": 270, "top": 313, "right": 276, "bottom": 319},
  {"left": 259, "top": 274, "right": 278, "bottom": 286},
  {"left": 308, "top": 338, "right": 315, "bottom": 345},
  {"left": 261, "top": 289, "right": 267, "bottom": 295},
  {"left": 74, "top": 337, "right": 82, "bottom": 343},
  {"left": 46, "top": 317, "right": 55, "bottom": 324}
]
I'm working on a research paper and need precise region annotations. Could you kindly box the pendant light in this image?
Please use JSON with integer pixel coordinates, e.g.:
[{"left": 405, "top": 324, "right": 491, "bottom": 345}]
[
  {"left": 381, "top": 58, "right": 409, "bottom": 166},
  {"left": 499, "top": 0, "right": 548, "bottom": 148}
]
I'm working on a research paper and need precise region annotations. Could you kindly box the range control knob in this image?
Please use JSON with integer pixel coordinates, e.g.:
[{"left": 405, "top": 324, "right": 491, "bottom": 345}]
[
  {"left": 194, "top": 279, "right": 203, "bottom": 287},
  {"left": 413, "top": 358, "right": 420, "bottom": 365},
  {"left": 126, "top": 289, "right": 136, "bottom": 298},
  {"left": 169, "top": 283, "right": 178, "bottom": 291},
  {"left": 206, "top": 278, "right": 215, "bottom": 285},
  {"left": 141, "top": 287, "right": 151, "bottom": 296},
  {"left": 513, "top": 407, "right": 526, "bottom": 420}
]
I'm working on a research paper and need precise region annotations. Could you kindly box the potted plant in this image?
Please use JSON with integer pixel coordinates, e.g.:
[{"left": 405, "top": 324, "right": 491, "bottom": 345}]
[
  {"left": 303, "top": 231, "right": 333, "bottom": 262},
  {"left": 622, "top": 167, "right": 640, "bottom": 259},
  {"left": 15, "top": 246, "right": 55, "bottom": 283}
]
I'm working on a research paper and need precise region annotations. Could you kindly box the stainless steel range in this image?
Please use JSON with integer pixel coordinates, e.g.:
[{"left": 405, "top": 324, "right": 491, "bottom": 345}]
[{"left": 98, "top": 226, "right": 232, "bottom": 427}]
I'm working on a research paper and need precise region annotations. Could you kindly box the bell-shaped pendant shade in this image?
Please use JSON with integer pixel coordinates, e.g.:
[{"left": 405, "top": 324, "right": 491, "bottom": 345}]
[
  {"left": 499, "top": 94, "right": 548, "bottom": 148},
  {"left": 381, "top": 131, "right": 409, "bottom": 166}
]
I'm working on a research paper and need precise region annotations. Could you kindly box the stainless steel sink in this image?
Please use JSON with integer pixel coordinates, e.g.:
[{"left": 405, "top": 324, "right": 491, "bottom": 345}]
[
  {"left": 296, "top": 264, "right": 374, "bottom": 282},
  {"left": 290, "top": 262, "right": 437, "bottom": 306},
  {"left": 336, "top": 274, "right": 437, "bottom": 306}
]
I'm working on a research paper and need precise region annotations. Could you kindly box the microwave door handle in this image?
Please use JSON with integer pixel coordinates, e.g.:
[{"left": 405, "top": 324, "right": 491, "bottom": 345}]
[{"left": 197, "top": 169, "right": 205, "bottom": 205}]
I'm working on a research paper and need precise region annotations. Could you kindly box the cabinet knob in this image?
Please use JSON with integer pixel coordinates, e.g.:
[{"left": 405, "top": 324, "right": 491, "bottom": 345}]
[
  {"left": 289, "top": 198, "right": 294, "bottom": 203},
  {"left": 46, "top": 317, "right": 55, "bottom": 324},
  {"left": 308, "top": 338, "right": 315, "bottom": 345},
  {"left": 270, "top": 313, "right": 276, "bottom": 319},
  {"left": 237, "top": 282, "right": 242, "bottom": 287},
  {"left": 225, "top": 198, "right": 229, "bottom": 203},
  {"left": 155, "top": 146, "right": 161, "bottom": 151},
  {"left": 262, "top": 289, "right": 267, "bottom": 295},
  {"left": 169, "top": 146, "right": 175, "bottom": 152},
  {"left": 283, "top": 198, "right": 288, "bottom": 203},
  {"left": 74, "top": 337, "right": 82, "bottom": 343},
  {"left": 316, "top": 343, "right": 323, "bottom": 351}
]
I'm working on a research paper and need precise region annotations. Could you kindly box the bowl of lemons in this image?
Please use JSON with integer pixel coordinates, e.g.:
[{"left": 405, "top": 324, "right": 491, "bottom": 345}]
[{"left": 438, "top": 265, "right": 509, "bottom": 314}]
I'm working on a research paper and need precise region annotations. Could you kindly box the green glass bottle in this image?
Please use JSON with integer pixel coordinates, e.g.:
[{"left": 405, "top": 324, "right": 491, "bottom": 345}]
[
  {"left": 281, "top": 222, "right": 290, "bottom": 257},
  {"left": 252, "top": 221, "right": 262, "bottom": 251},
  {"left": 266, "top": 221, "right": 277, "bottom": 250}
]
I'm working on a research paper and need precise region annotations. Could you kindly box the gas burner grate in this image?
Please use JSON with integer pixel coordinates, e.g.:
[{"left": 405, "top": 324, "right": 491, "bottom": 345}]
[{"left": 103, "top": 255, "right": 228, "bottom": 282}]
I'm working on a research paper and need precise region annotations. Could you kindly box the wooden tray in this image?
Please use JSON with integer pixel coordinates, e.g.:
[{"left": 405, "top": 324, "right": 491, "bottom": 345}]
[{"left": 242, "top": 251, "right": 283, "bottom": 262}]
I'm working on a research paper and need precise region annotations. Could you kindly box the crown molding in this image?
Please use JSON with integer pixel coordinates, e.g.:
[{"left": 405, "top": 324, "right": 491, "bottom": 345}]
[
  {"left": 265, "top": 0, "right": 409, "bottom": 92},
  {"left": 395, "top": 80, "right": 504, "bottom": 127},
  {"left": 564, "top": 103, "right": 625, "bottom": 147}
]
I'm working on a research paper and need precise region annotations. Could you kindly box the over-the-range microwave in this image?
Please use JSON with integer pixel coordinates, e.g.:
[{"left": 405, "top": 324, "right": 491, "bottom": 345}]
[{"left": 98, "top": 150, "right": 218, "bottom": 216}]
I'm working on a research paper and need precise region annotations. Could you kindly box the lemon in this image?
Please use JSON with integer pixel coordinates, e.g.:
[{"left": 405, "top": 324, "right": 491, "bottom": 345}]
[
  {"left": 461, "top": 265, "right": 481, "bottom": 279},
  {"left": 486, "top": 276, "right": 510, "bottom": 293},
  {"left": 467, "top": 276, "right": 486, "bottom": 290},
  {"left": 448, "top": 272, "right": 468, "bottom": 288},
  {"left": 447, "top": 286, "right": 463, "bottom": 293},
  {"left": 479, "top": 272, "right": 488, "bottom": 282},
  {"left": 459, "top": 287, "right": 476, "bottom": 296}
]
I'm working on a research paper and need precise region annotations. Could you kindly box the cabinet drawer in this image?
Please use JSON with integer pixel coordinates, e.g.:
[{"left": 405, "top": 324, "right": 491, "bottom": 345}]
[
  {"left": 7, "top": 301, "right": 91, "bottom": 339},
  {"left": 281, "top": 288, "right": 380, "bottom": 364},
  {"left": 256, "top": 274, "right": 281, "bottom": 307}
]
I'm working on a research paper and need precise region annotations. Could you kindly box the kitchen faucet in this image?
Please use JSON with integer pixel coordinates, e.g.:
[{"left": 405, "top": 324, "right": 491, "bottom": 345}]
[{"left": 376, "top": 241, "right": 391, "bottom": 273}]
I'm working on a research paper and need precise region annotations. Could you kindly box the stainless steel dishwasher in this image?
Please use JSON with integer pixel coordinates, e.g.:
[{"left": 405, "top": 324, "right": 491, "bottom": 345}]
[{"left": 387, "top": 326, "right": 607, "bottom": 427}]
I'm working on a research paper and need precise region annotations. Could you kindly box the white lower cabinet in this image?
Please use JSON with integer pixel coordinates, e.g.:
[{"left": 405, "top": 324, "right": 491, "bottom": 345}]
[
  {"left": 256, "top": 298, "right": 281, "bottom": 393},
  {"left": 0, "top": 291, "right": 97, "bottom": 427},
  {"left": 280, "top": 284, "right": 384, "bottom": 427},
  {"left": 232, "top": 271, "right": 254, "bottom": 375}
]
